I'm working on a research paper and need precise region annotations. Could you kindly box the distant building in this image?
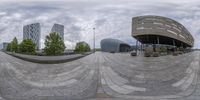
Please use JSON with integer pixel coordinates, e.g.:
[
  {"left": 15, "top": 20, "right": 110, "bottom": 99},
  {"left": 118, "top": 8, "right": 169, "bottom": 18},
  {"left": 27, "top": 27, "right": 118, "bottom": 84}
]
[
  {"left": 51, "top": 24, "right": 64, "bottom": 40},
  {"left": 101, "top": 38, "right": 131, "bottom": 52},
  {"left": 0, "top": 42, "right": 9, "bottom": 51},
  {"left": 23, "top": 23, "right": 41, "bottom": 50}
]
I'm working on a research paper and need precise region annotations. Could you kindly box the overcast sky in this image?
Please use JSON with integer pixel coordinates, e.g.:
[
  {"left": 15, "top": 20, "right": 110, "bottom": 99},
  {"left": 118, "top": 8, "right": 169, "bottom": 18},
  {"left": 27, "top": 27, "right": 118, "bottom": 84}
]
[{"left": 0, "top": 0, "right": 200, "bottom": 49}]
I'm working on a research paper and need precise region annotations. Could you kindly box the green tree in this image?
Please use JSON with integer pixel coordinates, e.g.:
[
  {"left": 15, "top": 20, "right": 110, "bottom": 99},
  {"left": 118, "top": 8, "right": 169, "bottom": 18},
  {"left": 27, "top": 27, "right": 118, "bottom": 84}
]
[
  {"left": 11, "top": 37, "right": 18, "bottom": 52},
  {"left": 44, "top": 32, "right": 66, "bottom": 55},
  {"left": 18, "top": 39, "right": 36, "bottom": 55},
  {"left": 75, "top": 42, "right": 91, "bottom": 53},
  {"left": 6, "top": 43, "right": 11, "bottom": 51}
]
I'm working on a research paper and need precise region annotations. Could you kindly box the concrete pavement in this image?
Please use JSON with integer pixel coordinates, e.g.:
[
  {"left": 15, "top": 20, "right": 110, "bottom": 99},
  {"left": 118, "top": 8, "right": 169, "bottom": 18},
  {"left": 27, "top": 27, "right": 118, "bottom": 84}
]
[{"left": 0, "top": 51, "right": 199, "bottom": 100}]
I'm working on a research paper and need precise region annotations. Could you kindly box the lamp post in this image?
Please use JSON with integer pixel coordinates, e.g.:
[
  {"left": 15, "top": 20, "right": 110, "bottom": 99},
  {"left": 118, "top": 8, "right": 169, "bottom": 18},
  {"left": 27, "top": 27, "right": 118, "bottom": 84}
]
[{"left": 93, "top": 27, "right": 95, "bottom": 53}]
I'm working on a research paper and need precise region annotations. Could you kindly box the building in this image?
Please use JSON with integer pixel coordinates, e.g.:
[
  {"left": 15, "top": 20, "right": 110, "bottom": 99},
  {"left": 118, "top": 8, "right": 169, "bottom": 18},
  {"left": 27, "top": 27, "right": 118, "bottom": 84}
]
[
  {"left": 101, "top": 38, "right": 131, "bottom": 52},
  {"left": 23, "top": 23, "right": 41, "bottom": 50},
  {"left": 51, "top": 24, "right": 64, "bottom": 40},
  {"left": 0, "top": 42, "right": 9, "bottom": 51},
  {"left": 132, "top": 15, "right": 194, "bottom": 50}
]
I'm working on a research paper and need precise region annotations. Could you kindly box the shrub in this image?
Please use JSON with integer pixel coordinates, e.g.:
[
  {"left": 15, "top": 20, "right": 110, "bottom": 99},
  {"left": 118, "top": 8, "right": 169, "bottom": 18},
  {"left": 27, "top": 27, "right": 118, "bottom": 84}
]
[
  {"left": 173, "top": 52, "right": 178, "bottom": 56},
  {"left": 44, "top": 32, "right": 66, "bottom": 56},
  {"left": 152, "top": 52, "right": 159, "bottom": 57},
  {"left": 18, "top": 39, "right": 36, "bottom": 55},
  {"left": 75, "top": 42, "right": 91, "bottom": 53},
  {"left": 144, "top": 52, "right": 151, "bottom": 57},
  {"left": 10, "top": 37, "right": 18, "bottom": 52}
]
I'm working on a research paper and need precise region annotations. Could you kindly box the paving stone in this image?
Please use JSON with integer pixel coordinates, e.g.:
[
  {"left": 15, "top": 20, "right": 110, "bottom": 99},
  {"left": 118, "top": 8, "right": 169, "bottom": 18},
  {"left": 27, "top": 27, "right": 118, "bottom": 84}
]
[{"left": 0, "top": 51, "right": 200, "bottom": 100}]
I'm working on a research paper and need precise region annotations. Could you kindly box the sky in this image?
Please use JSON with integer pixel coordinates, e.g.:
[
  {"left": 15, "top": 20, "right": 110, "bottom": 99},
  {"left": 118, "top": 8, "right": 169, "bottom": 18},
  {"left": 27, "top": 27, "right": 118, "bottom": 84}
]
[{"left": 0, "top": 0, "right": 200, "bottom": 49}]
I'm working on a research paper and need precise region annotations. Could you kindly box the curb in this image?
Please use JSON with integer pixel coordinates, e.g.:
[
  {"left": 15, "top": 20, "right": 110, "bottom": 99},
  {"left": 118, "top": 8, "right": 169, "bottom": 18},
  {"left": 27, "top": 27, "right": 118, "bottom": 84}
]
[{"left": 5, "top": 52, "right": 92, "bottom": 64}]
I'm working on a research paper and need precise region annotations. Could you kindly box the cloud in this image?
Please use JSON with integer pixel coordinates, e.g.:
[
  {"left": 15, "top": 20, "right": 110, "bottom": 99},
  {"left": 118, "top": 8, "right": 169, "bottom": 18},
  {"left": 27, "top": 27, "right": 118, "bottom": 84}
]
[
  {"left": 0, "top": 0, "right": 200, "bottom": 49},
  {"left": 95, "top": 19, "right": 107, "bottom": 27}
]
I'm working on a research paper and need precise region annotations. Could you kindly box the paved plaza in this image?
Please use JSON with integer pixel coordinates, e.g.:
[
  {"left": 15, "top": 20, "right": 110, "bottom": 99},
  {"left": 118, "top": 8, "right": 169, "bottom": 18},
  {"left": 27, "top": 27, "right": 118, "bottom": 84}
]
[{"left": 0, "top": 51, "right": 199, "bottom": 100}]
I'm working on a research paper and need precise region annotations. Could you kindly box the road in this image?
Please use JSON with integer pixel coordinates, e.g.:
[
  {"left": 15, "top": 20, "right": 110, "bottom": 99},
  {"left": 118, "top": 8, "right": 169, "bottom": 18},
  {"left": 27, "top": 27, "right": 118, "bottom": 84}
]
[{"left": 0, "top": 51, "right": 199, "bottom": 100}]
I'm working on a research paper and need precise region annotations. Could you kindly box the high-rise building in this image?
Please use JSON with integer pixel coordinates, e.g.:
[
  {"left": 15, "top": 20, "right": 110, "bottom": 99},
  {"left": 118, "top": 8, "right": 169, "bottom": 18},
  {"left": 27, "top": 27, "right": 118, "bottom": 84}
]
[
  {"left": 51, "top": 24, "right": 64, "bottom": 40},
  {"left": 23, "top": 23, "right": 41, "bottom": 50},
  {"left": 0, "top": 42, "right": 9, "bottom": 51}
]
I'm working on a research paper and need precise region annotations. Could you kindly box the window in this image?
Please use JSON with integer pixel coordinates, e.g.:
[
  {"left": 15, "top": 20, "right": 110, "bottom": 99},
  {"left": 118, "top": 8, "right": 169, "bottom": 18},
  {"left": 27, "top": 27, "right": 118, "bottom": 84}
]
[{"left": 167, "top": 30, "right": 177, "bottom": 35}]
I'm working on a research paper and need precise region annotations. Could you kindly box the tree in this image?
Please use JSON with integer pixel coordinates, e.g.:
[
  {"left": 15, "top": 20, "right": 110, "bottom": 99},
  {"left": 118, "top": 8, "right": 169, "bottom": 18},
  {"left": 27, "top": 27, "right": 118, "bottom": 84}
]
[
  {"left": 6, "top": 43, "right": 11, "bottom": 52},
  {"left": 11, "top": 37, "right": 18, "bottom": 52},
  {"left": 44, "top": 32, "right": 66, "bottom": 55},
  {"left": 75, "top": 42, "right": 91, "bottom": 53},
  {"left": 18, "top": 39, "right": 36, "bottom": 55}
]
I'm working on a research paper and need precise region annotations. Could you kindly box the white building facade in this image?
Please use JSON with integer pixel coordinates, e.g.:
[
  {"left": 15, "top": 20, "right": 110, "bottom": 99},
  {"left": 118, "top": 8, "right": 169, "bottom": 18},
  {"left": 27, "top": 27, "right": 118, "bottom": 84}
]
[{"left": 23, "top": 23, "right": 41, "bottom": 50}]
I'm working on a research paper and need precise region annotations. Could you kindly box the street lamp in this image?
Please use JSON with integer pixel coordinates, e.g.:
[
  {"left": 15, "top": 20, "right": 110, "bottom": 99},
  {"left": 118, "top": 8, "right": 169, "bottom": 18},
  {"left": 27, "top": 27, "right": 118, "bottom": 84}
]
[{"left": 93, "top": 27, "right": 95, "bottom": 53}]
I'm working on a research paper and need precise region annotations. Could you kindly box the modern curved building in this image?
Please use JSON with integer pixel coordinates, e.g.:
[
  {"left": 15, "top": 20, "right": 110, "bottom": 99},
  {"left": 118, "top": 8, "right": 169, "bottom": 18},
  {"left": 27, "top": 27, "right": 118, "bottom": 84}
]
[
  {"left": 101, "top": 38, "right": 131, "bottom": 52},
  {"left": 132, "top": 15, "right": 194, "bottom": 48}
]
